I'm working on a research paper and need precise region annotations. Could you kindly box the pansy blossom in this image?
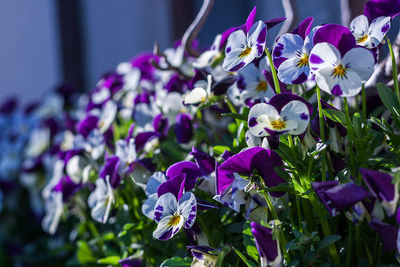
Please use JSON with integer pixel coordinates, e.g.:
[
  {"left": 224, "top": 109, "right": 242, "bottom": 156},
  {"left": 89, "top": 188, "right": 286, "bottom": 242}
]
[
  {"left": 88, "top": 176, "right": 114, "bottom": 224},
  {"left": 247, "top": 93, "right": 312, "bottom": 137},
  {"left": 273, "top": 17, "right": 316, "bottom": 84},
  {"left": 222, "top": 7, "right": 267, "bottom": 72},
  {"left": 153, "top": 192, "right": 197, "bottom": 240},
  {"left": 350, "top": 15, "right": 391, "bottom": 49},
  {"left": 309, "top": 24, "right": 375, "bottom": 97}
]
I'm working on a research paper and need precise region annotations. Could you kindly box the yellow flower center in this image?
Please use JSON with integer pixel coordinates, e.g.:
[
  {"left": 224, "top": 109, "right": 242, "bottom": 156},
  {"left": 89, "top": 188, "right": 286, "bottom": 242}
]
[
  {"left": 357, "top": 35, "right": 368, "bottom": 44},
  {"left": 167, "top": 215, "right": 181, "bottom": 227},
  {"left": 239, "top": 47, "right": 252, "bottom": 58},
  {"left": 255, "top": 81, "right": 268, "bottom": 92},
  {"left": 270, "top": 118, "right": 286, "bottom": 130},
  {"left": 296, "top": 54, "right": 309, "bottom": 67},
  {"left": 332, "top": 64, "right": 347, "bottom": 79}
]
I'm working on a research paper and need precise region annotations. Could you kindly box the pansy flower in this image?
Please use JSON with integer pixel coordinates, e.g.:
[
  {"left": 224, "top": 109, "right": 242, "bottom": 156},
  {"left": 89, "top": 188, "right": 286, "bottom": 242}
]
[
  {"left": 248, "top": 93, "right": 312, "bottom": 137},
  {"left": 309, "top": 24, "right": 375, "bottom": 97},
  {"left": 350, "top": 15, "right": 391, "bottom": 49},
  {"left": 222, "top": 7, "right": 267, "bottom": 72},
  {"left": 187, "top": 246, "right": 218, "bottom": 267},
  {"left": 250, "top": 222, "right": 282, "bottom": 267},
  {"left": 364, "top": 0, "right": 400, "bottom": 21},
  {"left": 273, "top": 17, "right": 315, "bottom": 84},
  {"left": 360, "top": 168, "right": 399, "bottom": 216},
  {"left": 153, "top": 192, "right": 197, "bottom": 240},
  {"left": 88, "top": 176, "right": 114, "bottom": 224},
  {"left": 312, "top": 181, "right": 372, "bottom": 216},
  {"left": 183, "top": 75, "right": 212, "bottom": 105},
  {"left": 238, "top": 57, "right": 276, "bottom": 101},
  {"left": 42, "top": 191, "right": 63, "bottom": 235},
  {"left": 193, "top": 35, "right": 223, "bottom": 69}
]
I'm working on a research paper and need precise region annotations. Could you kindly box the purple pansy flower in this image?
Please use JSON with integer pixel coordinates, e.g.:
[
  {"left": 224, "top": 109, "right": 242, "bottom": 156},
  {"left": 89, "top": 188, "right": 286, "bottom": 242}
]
[
  {"left": 251, "top": 222, "right": 282, "bottom": 267},
  {"left": 350, "top": 15, "right": 391, "bottom": 49},
  {"left": 360, "top": 168, "right": 399, "bottom": 216},
  {"left": 312, "top": 181, "right": 372, "bottom": 216},
  {"left": 216, "top": 147, "right": 285, "bottom": 197},
  {"left": 364, "top": 0, "right": 400, "bottom": 21},
  {"left": 187, "top": 245, "right": 218, "bottom": 266},
  {"left": 100, "top": 156, "right": 121, "bottom": 189},
  {"left": 273, "top": 17, "right": 316, "bottom": 84},
  {"left": 248, "top": 93, "right": 312, "bottom": 137},
  {"left": 175, "top": 113, "right": 193, "bottom": 144},
  {"left": 222, "top": 7, "right": 267, "bottom": 72},
  {"left": 309, "top": 24, "right": 375, "bottom": 97},
  {"left": 369, "top": 220, "right": 399, "bottom": 251},
  {"left": 152, "top": 192, "right": 197, "bottom": 241}
]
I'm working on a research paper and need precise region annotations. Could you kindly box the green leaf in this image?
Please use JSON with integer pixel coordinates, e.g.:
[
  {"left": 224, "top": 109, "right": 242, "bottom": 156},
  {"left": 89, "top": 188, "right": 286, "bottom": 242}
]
[
  {"left": 317, "top": 235, "right": 341, "bottom": 252},
  {"left": 97, "top": 256, "right": 121, "bottom": 265},
  {"left": 221, "top": 112, "right": 248, "bottom": 121},
  {"left": 377, "top": 82, "right": 400, "bottom": 114},
  {"left": 352, "top": 112, "right": 362, "bottom": 138},
  {"left": 160, "top": 257, "right": 192, "bottom": 267},
  {"left": 233, "top": 248, "right": 258, "bottom": 267},
  {"left": 118, "top": 223, "right": 135, "bottom": 237},
  {"left": 213, "top": 145, "right": 230, "bottom": 155},
  {"left": 243, "top": 222, "right": 259, "bottom": 262},
  {"left": 323, "top": 108, "right": 346, "bottom": 124},
  {"left": 76, "top": 241, "right": 96, "bottom": 264}
]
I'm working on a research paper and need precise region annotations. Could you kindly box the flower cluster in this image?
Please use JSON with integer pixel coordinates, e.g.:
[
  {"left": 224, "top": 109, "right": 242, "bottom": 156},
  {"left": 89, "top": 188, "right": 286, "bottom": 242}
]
[{"left": 2, "top": 0, "right": 400, "bottom": 266}]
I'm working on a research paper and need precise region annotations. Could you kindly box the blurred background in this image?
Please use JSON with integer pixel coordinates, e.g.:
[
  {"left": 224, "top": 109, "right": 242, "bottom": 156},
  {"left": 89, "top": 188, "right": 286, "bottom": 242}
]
[{"left": 0, "top": 0, "right": 372, "bottom": 104}]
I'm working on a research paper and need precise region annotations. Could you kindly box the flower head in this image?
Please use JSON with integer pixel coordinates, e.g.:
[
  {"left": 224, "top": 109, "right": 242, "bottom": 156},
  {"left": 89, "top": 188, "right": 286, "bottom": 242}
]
[
  {"left": 310, "top": 25, "right": 375, "bottom": 97},
  {"left": 350, "top": 15, "right": 391, "bottom": 49},
  {"left": 88, "top": 176, "right": 114, "bottom": 224},
  {"left": 250, "top": 222, "right": 282, "bottom": 267},
  {"left": 248, "top": 93, "right": 312, "bottom": 137},
  {"left": 153, "top": 192, "right": 197, "bottom": 240},
  {"left": 223, "top": 17, "right": 267, "bottom": 72}
]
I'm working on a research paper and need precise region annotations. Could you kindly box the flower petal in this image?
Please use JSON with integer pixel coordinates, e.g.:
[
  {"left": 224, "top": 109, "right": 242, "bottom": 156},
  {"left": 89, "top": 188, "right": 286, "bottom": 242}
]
[
  {"left": 251, "top": 222, "right": 282, "bottom": 267},
  {"left": 277, "top": 56, "right": 309, "bottom": 84},
  {"left": 280, "top": 100, "right": 310, "bottom": 135},
  {"left": 153, "top": 214, "right": 184, "bottom": 241},
  {"left": 273, "top": 33, "right": 304, "bottom": 69},
  {"left": 313, "top": 24, "right": 356, "bottom": 56},
  {"left": 309, "top": 42, "right": 341, "bottom": 71},
  {"left": 153, "top": 192, "right": 177, "bottom": 223},
  {"left": 369, "top": 16, "right": 391, "bottom": 48},
  {"left": 248, "top": 103, "right": 279, "bottom": 137},
  {"left": 342, "top": 47, "right": 375, "bottom": 81},
  {"left": 248, "top": 20, "right": 267, "bottom": 56},
  {"left": 178, "top": 192, "right": 197, "bottom": 229},
  {"left": 225, "top": 30, "right": 247, "bottom": 54},
  {"left": 350, "top": 15, "right": 370, "bottom": 39},
  {"left": 184, "top": 88, "right": 207, "bottom": 105}
]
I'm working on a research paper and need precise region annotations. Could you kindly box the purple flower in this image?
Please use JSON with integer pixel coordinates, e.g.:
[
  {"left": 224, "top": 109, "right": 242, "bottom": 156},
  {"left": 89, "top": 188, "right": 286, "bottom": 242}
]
[
  {"left": 364, "top": 0, "right": 400, "bottom": 21},
  {"left": 250, "top": 222, "right": 282, "bottom": 267},
  {"left": 310, "top": 24, "right": 375, "bottom": 97},
  {"left": 312, "top": 181, "right": 372, "bottom": 216},
  {"left": 248, "top": 93, "right": 312, "bottom": 137},
  {"left": 153, "top": 192, "right": 197, "bottom": 240},
  {"left": 360, "top": 168, "right": 398, "bottom": 216},
  {"left": 53, "top": 175, "right": 81, "bottom": 202},
  {"left": 350, "top": 15, "right": 391, "bottom": 49},
  {"left": 273, "top": 17, "right": 315, "bottom": 84},
  {"left": 119, "top": 257, "right": 142, "bottom": 267},
  {"left": 187, "top": 246, "right": 217, "bottom": 266},
  {"left": 175, "top": 113, "right": 193, "bottom": 144},
  {"left": 100, "top": 156, "right": 121, "bottom": 189},
  {"left": 369, "top": 220, "right": 399, "bottom": 251},
  {"left": 217, "top": 147, "right": 285, "bottom": 197}
]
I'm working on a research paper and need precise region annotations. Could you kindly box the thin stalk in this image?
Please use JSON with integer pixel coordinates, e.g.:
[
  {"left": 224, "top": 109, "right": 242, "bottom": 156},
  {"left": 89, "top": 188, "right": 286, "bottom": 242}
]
[
  {"left": 316, "top": 85, "right": 327, "bottom": 181},
  {"left": 262, "top": 192, "right": 290, "bottom": 262},
  {"left": 296, "top": 198, "right": 302, "bottom": 232},
  {"left": 345, "top": 222, "right": 353, "bottom": 267},
  {"left": 355, "top": 225, "right": 362, "bottom": 263},
  {"left": 309, "top": 194, "right": 340, "bottom": 266},
  {"left": 343, "top": 97, "right": 357, "bottom": 181},
  {"left": 362, "top": 83, "right": 367, "bottom": 121},
  {"left": 265, "top": 48, "right": 281, "bottom": 94},
  {"left": 386, "top": 36, "right": 400, "bottom": 104}
]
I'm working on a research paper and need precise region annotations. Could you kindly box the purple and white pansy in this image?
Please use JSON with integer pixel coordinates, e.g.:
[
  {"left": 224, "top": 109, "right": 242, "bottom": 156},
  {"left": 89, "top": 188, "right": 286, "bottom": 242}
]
[
  {"left": 350, "top": 15, "right": 391, "bottom": 49},
  {"left": 248, "top": 93, "right": 312, "bottom": 137},
  {"left": 309, "top": 24, "right": 375, "bottom": 97},
  {"left": 153, "top": 192, "right": 197, "bottom": 241},
  {"left": 251, "top": 222, "right": 282, "bottom": 267},
  {"left": 222, "top": 16, "right": 267, "bottom": 72},
  {"left": 273, "top": 17, "right": 316, "bottom": 84},
  {"left": 88, "top": 176, "right": 114, "bottom": 224}
]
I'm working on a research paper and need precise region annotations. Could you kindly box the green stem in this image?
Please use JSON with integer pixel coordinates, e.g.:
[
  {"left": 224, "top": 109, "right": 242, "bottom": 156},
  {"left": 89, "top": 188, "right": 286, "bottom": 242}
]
[
  {"left": 309, "top": 194, "right": 340, "bottom": 266},
  {"left": 316, "top": 85, "right": 327, "bottom": 181},
  {"left": 296, "top": 198, "right": 302, "bottom": 232},
  {"left": 386, "top": 36, "right": 400, "bottom": 104},
  {"left": 362, "top": 83, "right": 367, "bottom": 121},
  {"left": 343, "top": 97, "right": 358, "bottom": 181},
  {"left": 345, "top": 222, "right": 353, "bottom": 267},
  {"left": 262, "top": 192, "right": 290, "bottom": 262},
  {"left": 265, "top": 48, "right": 281, "bottom": 94},
  {"left": 355, "top": 225, "right": 362, "bottom": 263}
]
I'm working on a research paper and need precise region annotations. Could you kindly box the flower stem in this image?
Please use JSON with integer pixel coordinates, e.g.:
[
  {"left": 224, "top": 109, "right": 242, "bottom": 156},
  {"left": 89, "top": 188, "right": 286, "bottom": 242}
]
[
  {"left": 309, "top": 194, "right": 340, "bottom": 266},
  {"left": 265, "top": 48, "right": 281, "bottom": 94},
  {"left": 386, "top": 36, "right": 400, "bottom": 104},
  {"left": 362, "top": 83, "right": 367, "bottom": 121},
  {"left": 345, "top": 221, "right": 353, "bottom": 267},
  {"left": 316, "top": 85, "right": 327, "bottom": 181},
  {"left": 343, "top": 97, "right": 357, "bottom": 181}
]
